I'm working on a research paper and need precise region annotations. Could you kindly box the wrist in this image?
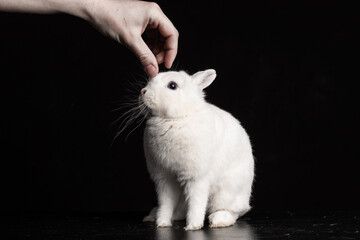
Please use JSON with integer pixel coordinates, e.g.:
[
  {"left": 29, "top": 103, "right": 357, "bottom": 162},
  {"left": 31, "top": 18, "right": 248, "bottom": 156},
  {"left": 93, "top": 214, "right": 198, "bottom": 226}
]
[{"left": 48, "top": 0, "right": 91, "bottom": 20}]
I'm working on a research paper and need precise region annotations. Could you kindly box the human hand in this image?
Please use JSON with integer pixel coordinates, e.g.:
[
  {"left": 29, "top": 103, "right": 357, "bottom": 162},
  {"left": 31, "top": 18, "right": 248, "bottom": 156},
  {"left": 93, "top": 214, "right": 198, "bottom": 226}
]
[{"left": 84, "top": 0, "right": 179, "bottom": 78}]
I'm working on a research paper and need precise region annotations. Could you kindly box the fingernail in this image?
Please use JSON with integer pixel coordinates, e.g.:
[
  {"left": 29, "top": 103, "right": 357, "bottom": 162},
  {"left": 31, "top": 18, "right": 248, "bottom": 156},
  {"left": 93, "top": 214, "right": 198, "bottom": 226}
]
[{"left": 146, "top": 64, "right": 157, "bottom": 78}]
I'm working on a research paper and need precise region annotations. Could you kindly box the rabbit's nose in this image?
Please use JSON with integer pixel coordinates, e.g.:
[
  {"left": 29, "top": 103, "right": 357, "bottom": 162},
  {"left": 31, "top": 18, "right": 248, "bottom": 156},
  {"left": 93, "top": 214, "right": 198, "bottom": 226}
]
[{"left": 141, "top": 89, "right": 147, "bottom": 95}]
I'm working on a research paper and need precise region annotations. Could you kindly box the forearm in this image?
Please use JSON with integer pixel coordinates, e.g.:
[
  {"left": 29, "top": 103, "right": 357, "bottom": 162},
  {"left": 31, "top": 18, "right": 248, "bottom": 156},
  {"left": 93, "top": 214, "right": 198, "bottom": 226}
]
[
  {"left": 0, "top": 0, "right": 178, "bottom": 77},
  {"left": 0, "top": 0, "right": 89, "bottom": 19}
]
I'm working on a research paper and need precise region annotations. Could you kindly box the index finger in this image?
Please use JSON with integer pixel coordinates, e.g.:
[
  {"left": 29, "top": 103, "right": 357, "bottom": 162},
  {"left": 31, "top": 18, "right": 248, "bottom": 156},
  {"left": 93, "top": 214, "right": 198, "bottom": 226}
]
[{"left": 156, "top": 15, "right": 179, "bottom": 68}]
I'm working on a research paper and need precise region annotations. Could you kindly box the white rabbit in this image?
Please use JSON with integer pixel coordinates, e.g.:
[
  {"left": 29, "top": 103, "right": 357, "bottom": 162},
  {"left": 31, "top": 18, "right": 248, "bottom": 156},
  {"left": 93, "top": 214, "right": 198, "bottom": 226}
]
[{"left": 141, "top": 69, "right": 254, "bottom": 231}]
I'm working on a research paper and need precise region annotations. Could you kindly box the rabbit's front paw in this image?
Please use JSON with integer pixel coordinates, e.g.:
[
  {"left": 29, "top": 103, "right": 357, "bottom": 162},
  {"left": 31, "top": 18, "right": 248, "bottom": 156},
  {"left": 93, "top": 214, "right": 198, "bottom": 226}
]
[
  {"left": 184, "top": 223, "right": 203, "bottom": 231},
  {"left": 156, "top": 222, "right": 172, "bottom": 228},
  {"left": 156, "top": 218, "right": 172, "bottom": 228},
  {"left": 209, "top": 210, "right": 236, "bottom": 228}
]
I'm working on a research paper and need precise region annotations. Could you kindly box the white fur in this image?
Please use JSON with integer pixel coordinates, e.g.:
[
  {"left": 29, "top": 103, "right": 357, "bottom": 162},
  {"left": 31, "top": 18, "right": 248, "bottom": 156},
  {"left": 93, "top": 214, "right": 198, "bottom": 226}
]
[{"left": 141, "top": 70, "right": 254, "bottom": 230}]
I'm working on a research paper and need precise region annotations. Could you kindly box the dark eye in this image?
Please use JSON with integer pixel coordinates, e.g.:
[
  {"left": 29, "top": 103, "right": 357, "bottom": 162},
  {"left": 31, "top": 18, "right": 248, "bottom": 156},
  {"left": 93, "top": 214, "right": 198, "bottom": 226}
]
[{"left": 167, "top": 81, "right": 178, "bottom": 90}]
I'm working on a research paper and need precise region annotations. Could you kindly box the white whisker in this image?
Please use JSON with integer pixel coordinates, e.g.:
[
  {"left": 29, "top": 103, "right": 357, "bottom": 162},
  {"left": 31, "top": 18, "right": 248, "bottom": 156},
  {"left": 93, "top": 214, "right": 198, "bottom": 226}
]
[
  {"left": 124, "top": 110, "right": 149, "bottom": 142},
  {"left": 110, "top": 68, "right": 150, "bottom": 145}
]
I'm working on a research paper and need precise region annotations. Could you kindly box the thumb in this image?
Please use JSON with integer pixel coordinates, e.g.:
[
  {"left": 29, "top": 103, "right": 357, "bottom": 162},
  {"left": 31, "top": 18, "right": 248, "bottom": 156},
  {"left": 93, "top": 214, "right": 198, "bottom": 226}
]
[{"left": 128, "top": 37, "right": 158, "bottom": 78}]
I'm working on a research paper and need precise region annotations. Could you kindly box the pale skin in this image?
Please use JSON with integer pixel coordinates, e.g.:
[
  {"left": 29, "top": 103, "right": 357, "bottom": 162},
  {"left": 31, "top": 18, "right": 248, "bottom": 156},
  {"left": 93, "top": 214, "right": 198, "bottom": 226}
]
[{"left": 0, "top": 0, "right": 179, "bottom": 78}]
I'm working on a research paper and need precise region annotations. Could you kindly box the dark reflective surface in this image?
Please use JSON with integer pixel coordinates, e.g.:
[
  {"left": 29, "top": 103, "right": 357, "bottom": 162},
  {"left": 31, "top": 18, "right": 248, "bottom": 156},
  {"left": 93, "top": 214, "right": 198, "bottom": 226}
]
[
  {"left": 154, "top": 221, "right": 256, "bottom": 240},
  {"left": 1, "top": 212, "right": 359, "bottom": 239}
]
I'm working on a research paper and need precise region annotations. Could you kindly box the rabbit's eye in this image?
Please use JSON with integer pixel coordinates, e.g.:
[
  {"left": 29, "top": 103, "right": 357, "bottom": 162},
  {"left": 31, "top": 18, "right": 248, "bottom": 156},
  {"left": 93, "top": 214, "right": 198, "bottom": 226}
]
[{"left": 167, "top": 81, "right": 178, "bottom": 90}]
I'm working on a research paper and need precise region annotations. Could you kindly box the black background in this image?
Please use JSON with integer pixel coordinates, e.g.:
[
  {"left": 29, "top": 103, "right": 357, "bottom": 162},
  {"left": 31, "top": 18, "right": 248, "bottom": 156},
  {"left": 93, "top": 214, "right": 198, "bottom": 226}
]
[{"left": 0, "top": 1, "right": 359, "bottom": 215}]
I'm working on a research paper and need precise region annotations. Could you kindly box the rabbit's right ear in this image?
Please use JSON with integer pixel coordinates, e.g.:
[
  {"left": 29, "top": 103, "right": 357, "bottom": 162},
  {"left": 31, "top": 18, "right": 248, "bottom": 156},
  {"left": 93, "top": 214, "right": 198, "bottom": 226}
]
[{"left": 192, "top": 69, "right": 217, "bottom": 90}]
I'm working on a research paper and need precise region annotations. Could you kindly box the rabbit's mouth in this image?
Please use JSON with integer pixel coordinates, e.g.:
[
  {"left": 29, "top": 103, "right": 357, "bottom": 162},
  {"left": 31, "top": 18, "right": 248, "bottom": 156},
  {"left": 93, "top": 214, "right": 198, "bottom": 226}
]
[
  {"left": 139, "top": 95, "right": 155, "bottom": 116},
  {"left": 141, "top": 94, "right": 156, "bottom": 110}
]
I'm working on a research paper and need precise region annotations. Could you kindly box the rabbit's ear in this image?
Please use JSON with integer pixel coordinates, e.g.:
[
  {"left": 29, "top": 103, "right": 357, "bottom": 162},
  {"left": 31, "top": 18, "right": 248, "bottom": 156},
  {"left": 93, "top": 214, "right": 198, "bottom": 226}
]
[{"left": 192, "top": 69, "right": 216, "bottom": 90}]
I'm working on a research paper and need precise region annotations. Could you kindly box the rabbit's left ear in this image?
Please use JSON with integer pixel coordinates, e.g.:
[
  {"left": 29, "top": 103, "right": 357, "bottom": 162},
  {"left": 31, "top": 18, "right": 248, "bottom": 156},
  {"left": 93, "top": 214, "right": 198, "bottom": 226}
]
[{"left": 192, "top": 69, "right": 216, "bottom": 90}]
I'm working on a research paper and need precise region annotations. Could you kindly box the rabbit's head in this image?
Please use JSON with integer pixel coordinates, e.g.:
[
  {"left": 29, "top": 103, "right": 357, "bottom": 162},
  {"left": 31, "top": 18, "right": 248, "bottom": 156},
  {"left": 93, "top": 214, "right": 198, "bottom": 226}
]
[{"left": 141, "top": 69, "right": 216, "bottom": 119}]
